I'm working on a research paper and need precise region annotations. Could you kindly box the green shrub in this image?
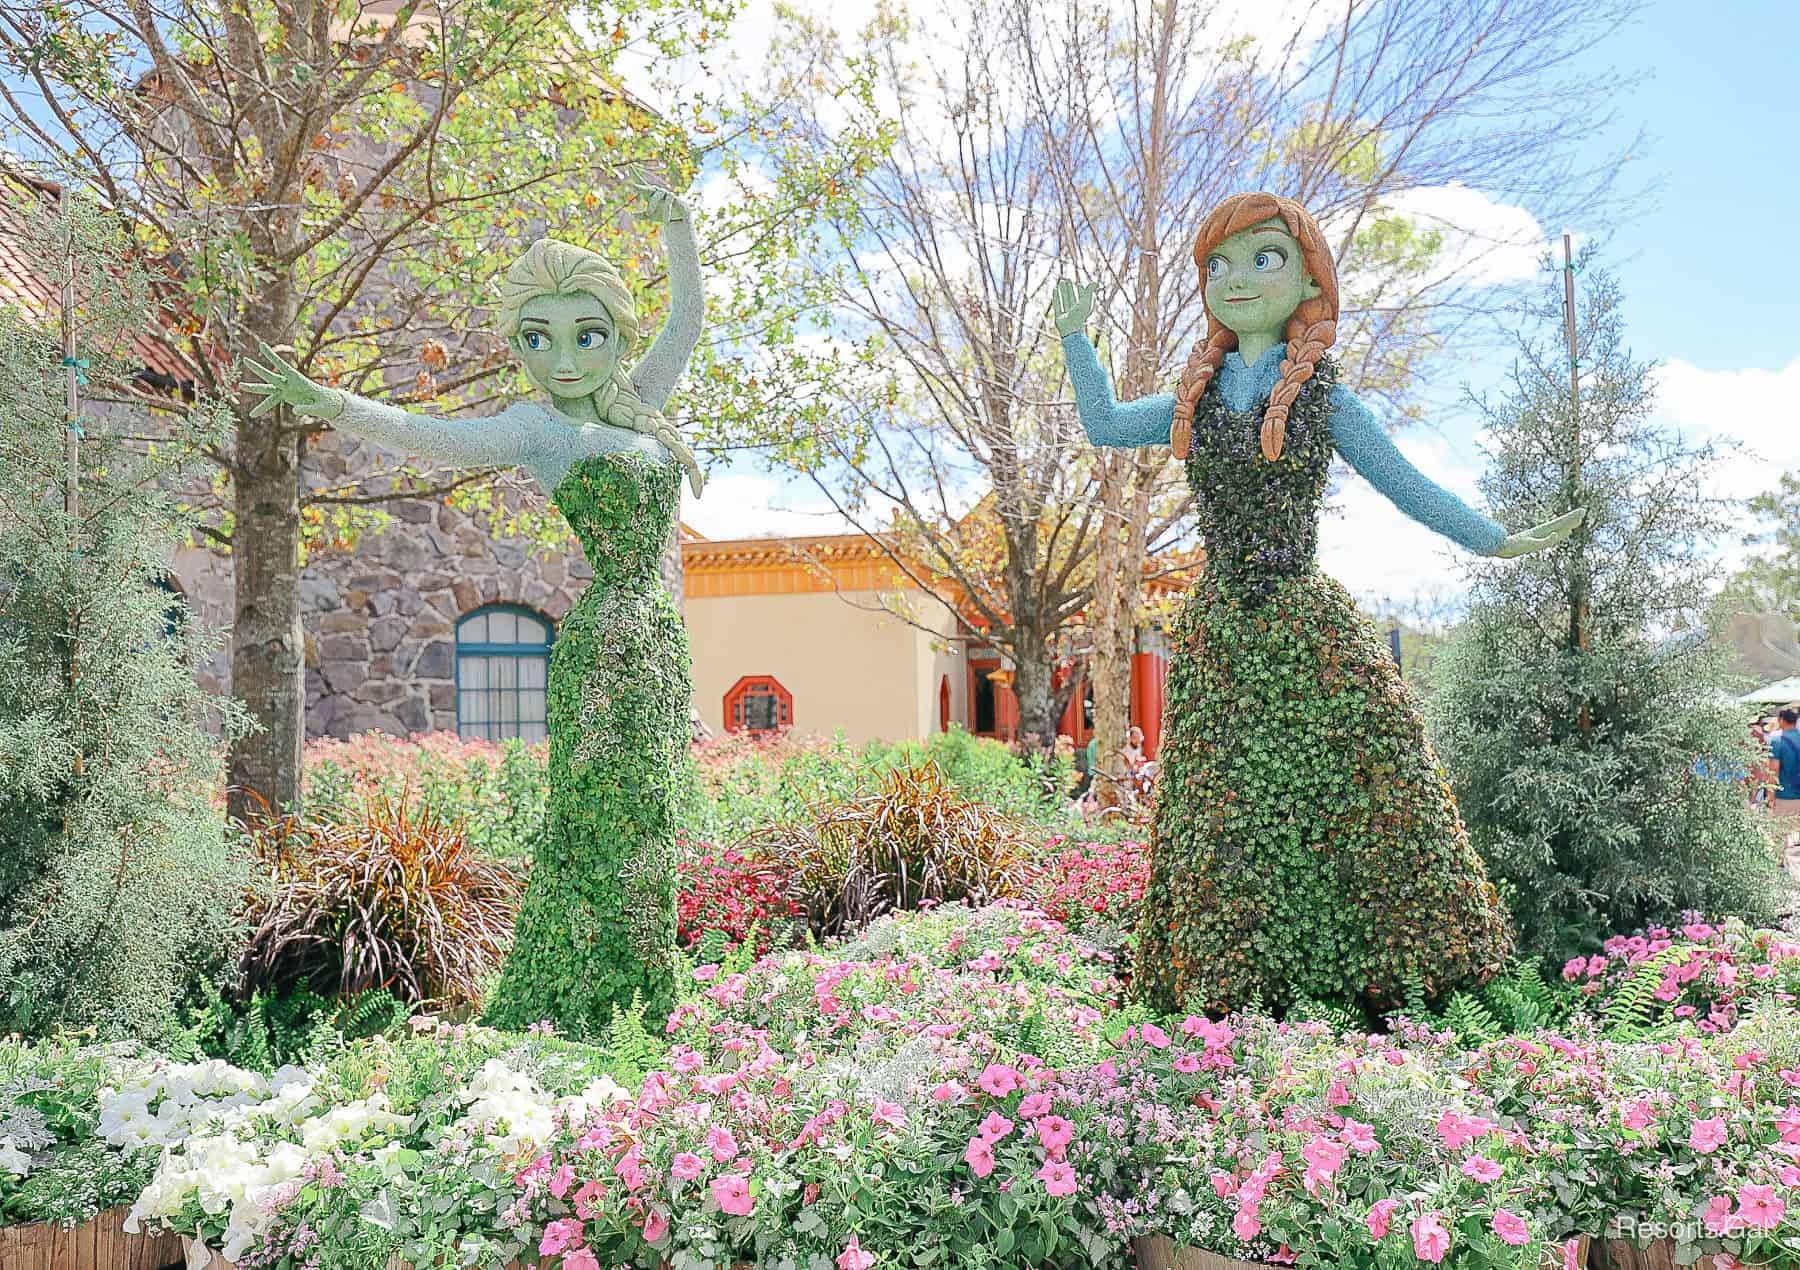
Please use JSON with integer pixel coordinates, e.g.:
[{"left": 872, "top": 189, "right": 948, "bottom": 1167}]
[
  {"left": 0, "top": 199, "right": 248, "bottom": 1041},
  {"left": 755, "top": 761, "right": 1041, "bottom": 938},
  {"left": 306, "top": 732, "right": 547, "bottom": 863},
  {"left": 240, "top": 787, "right": 524, "bottom": 1008},
  {"left": 684, "top": 726, "right": 1079, "bottom": 844}
]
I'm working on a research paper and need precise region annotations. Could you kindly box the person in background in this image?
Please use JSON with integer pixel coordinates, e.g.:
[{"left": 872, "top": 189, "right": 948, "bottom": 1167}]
[{"left": 1769, "top": 707, "right": 1800, "bottom": 880}]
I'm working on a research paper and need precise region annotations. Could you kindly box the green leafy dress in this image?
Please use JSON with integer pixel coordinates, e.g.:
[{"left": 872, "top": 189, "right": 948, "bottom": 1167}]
[
  {"left": 1133, "top": 358, "right": 1511, "bottom": 1015},
  {"left": 485, "top": 451, "right": 689, "bottom": 1034}
]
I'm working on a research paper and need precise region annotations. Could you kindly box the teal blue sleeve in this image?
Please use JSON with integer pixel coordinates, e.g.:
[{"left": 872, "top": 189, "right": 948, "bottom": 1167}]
[
  {"left": 1328, "top": 384, "right": 1506, "bottom": 556},
  {"left": 1062, "top": 332, "right": 1174, "bottom": 448}
]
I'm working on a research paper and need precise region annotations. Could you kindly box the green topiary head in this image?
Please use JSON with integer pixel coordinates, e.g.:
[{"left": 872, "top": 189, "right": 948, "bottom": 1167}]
[{"left": 497, "top": 238, "right": 704, "bottom": 495}]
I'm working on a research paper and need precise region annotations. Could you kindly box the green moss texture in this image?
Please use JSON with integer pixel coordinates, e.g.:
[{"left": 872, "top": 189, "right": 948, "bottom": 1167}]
[
  {"left": 485, "top": 452, "right": 689, "bottom": 1035},
  {"left": 1133, "top": 358, "right": 1511, "bottom": 1016}
]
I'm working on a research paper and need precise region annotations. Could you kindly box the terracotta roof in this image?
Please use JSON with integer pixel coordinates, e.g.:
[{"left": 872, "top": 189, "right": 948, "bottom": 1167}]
[
  {"left": 0, "top": 167, "right": 194, "bottom": 387},
  {"left": 683, "top": 531, "right": 894, "bottom": 570}
]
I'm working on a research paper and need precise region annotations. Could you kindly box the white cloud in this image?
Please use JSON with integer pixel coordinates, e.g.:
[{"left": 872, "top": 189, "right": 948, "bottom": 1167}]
[
  {"left": 1381, "top": 182, "right": 1554, "bottom": 289},
  {"left": 683, "top": 469, "right": 855, "bottom": 539}
]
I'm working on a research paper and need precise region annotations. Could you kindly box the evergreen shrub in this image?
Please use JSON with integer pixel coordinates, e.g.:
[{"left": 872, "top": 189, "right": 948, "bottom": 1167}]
[{"left": 0, "top": 199, "right": 247, "bottom": 1040}]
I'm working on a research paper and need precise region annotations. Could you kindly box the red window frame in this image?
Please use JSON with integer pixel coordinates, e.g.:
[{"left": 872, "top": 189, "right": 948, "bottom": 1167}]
[{"left": 724, "top": 674, "right": 794, "bottom": 734}]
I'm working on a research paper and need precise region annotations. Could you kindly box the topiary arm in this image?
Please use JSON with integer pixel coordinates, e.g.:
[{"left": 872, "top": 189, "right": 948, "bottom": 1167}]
[
  {"left": 1327, "top": 384, "right": 1506, "bottom": 555},
  {"left": 1061, "top": 330, "right": 1175, "bottom": 449},
  {"left": 629, "top": 186, "right": 702, "bottom": 414},
  {"left": 245, "top": 342, "right": 532, "bottom": 468}
]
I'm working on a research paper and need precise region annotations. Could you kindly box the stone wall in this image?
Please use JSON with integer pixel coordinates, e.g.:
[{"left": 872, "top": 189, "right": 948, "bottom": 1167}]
[{"left": 169, "top": 426, "right": 687, "bottom": 741}]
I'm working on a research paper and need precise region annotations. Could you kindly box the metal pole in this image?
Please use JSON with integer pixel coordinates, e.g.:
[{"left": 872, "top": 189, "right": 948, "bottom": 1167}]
[{"left": 61, "top": 185, "right": 79, "bottom": 533}]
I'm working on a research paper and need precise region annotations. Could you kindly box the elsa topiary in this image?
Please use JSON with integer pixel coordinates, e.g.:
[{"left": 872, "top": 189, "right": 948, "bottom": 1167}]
[
  {"left": 1053, "top": 192, "right": 1584, "bottom": 1015},
  {"left": 244, "top": 171, "right": 701, "bottom": 1034}
]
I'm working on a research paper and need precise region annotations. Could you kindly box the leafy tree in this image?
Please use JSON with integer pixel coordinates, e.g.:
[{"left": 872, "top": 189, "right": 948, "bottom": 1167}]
[
  {"left": 0, "top": 197, "right": 248, "bottom": 1039},
  {"left": 1, "top": 0, "right": 886, "bottom": 821},
  {"left": 1718, "top": 471, "right": 1800, "bottom": 623},
  {"left": 1427, "top": 258, "right": 1782, "bottom": 962}
]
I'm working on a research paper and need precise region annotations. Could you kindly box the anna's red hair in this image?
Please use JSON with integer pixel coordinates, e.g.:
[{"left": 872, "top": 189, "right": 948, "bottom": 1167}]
[{"left": 1171, "top": 193, "right": 1339, "bottom": 461}]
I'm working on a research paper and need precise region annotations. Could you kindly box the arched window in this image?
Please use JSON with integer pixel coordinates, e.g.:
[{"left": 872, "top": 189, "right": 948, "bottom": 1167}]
[
  {"left": 724, "top": 674, "right": 793, "bottom": 735},
  {"left": 456, "top": 605, "right": 553, "bottom": 741}
]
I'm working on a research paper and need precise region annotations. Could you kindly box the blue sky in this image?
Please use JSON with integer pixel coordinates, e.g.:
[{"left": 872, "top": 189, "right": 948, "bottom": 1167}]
[{"left": 680, "top": 0, "right": 1800, "bottom": 610}]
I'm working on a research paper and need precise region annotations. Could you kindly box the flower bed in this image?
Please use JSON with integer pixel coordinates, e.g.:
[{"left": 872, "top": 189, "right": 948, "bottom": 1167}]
[{"left": 7, "top": 906, "right": 1800, "bottom": 1269}]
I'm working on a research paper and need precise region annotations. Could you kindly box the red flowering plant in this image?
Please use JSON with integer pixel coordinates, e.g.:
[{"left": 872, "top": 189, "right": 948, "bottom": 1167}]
[
  {"left": 1030, "top": 839, "right": 1150, "bottom": 937},
  {"left": 674, "top": 840, "right": 802, "bottom": 959},
  {"left": 1560, "top": 917, "right": 1800, "bottom": 1035},
  {"left": 1119, "top": 1019, "right": 1580, "bottom": 1270}
]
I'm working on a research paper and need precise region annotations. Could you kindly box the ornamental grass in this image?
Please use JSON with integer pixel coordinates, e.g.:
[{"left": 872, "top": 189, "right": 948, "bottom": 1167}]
[{"left": 239, "top": 787, "right": 525, "bottom": 1008}]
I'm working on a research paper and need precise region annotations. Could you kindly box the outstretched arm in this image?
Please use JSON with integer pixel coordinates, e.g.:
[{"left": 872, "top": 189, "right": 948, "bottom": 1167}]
[
  {"left": 244, "top": 342, "right": 530, "bottom": 469},
  {"left": 1328, "top": 385, "right": 1582, "bottom": 557},
  {"left": 629, "top": 174, "right": 702, "bottom": 413},
  {"left": 1052, "top": 280, "right": 1174, "bottom": 449}
]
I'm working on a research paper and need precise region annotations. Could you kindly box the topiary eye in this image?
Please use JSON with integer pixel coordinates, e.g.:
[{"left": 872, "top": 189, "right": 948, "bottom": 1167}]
[
  {"left": 1253, "top": 247, "right": 1286, "bottom": 271},
  {"left": 1206, "top": 255, "right": 1228, "bottom": 280},
  {"left": 524, "top": 331, "right": 548, "bottom": 351}
]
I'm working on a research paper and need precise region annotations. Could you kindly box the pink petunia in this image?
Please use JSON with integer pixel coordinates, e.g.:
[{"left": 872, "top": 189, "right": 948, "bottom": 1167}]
[
  {"left": 1174, "top": 1053, "right": 1202, "bottom": 1074},
  {"left": 642, "top": 1210, "right": 669, "bottom": 1243},
  {"left": 711, "top": 1174, "right": 755, "bottom": 1217},
  {"left": 1232, "top": 1207, "right": 1262, "bottom": 1241},
  {"left": 1411, "top": 1214, "right": 1451, "bottom": 1264},
  {"left": 1341, "top": 1119, "right": 1378, "bottom": 1153},
  {"left": 1778, "top": 1105, "right": 1800, "bottom": 1145},
  {"left": 549, "top": 1163, "right": 576, "bottom": 1199},
  {"left": 1492, "top": 1211, "right": 1531, "bottom": 1246},
  {"left": 978, "top": 1111, "right": 1014, "bottom": 1143},
  {"left": 1036, "top": 1115, "right": 1075, "bottom": 1157},
  {"left": 1037, "top": 1158, "right": 1078, "bottom": 1197},
  {"left": 977, "top": 1064, "right": 1022, "bottom": 1096},
  {"left": 1689, "top": 1117, "right": 1728, "bottom": 1154},
  {"left": 539, "top": 1218, "right": 585, "bottom": 1257},
  {"left": 563, "top": 1251, "right": 600, "bottom": 1270},
  {"left": 1140, "top": 1023, "right": 1171, "bottom": 1049},
  {"left": 1703, "top": 1195, "right": 1740, "bottom": 1236},
  {"left": 1736, "top": 1184, "right": 1787, "bottom": 1231},
  {"left": 1461, "top": 1154, "right": 1503, "bottom": 1184},
  {"left": 837, "top": 1236, "right": 877, "bottom": 1270},
  {"left": 1367, "top": 1198, "right": 1399, "bottom": 1240},
  {"left": 872, "top": 1099, "right": 906, "bottom": 1130},
  {"left": 573, "top": 1180, "right": 605, "bottom": 1220},
  {"left": 707, "top": 1126, "right": 741, "bottom": 1162},
  {"left": 1018, "top": 1092, "right": 1053, "bottom": 1119},
  {"left": 671, "top": 1152, "right": 707, "bottom": 1181},
  {"left": 1621, "top": 1099, "right": 1656, "bottom": 1131},
  {"left": 964, "top": 1136, "right": 996, "bottom": 1177}
]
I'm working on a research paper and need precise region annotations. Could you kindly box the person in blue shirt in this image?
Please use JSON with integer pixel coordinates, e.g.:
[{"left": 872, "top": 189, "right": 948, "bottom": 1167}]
[{"left": 1770, "top": 708, "right": 1800, "bottom": 878}]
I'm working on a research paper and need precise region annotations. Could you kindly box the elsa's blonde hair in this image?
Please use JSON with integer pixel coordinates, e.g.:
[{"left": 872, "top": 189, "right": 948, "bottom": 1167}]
[{"left": 497, "top": 238, "right": 704, "bottom": 496}]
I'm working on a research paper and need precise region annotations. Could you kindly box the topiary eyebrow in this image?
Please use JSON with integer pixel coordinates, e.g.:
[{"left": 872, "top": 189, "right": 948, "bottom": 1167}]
[{"left": 518, "top": 315, "right": 610, "bottom": 326}]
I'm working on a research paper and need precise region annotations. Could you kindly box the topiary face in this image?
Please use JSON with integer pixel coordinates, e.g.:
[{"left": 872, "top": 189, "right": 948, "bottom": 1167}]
[
  {"left": 1200, "top": 217, "right": 1323, "bottom": 344},
  {"left": 510, "top": 292, "right": 624, "bottom": 401}
]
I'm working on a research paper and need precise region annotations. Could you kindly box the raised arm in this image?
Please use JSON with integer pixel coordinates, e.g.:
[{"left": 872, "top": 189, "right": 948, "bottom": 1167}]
[
  {"left": 1052, "top": 280, "right": 1175, "bottom": 449},
  {"left": 244, "top": 342, "right": 530, "bottom": 469},
  {"left": 628, "top": 175, "right": 702, "bottom": 413}
]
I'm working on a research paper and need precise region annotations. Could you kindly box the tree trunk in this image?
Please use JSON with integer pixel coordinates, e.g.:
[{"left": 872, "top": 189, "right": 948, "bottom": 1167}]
[
  {"left": 1087, "top": 0, "right": 1177, "bottom": 808},
  {"left": 226, "top": 295, "right": 306, "bottom": 824},
  {"left": 1010, "top": 628, "right": 1059, "bottom": 751}
]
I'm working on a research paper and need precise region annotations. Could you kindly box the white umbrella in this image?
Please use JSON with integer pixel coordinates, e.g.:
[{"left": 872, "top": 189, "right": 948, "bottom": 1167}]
[{"left": 1739, "top": 676, "right": 1800, "bottom": 704}]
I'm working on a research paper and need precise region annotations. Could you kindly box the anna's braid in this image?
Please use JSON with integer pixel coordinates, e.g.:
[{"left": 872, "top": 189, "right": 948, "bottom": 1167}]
[
  {"left": 1171, "top": 326, "right": 1237, "bottom": 459},
  {"left": 1261, "top": 316, "right": 1335, "bottom": 461}
]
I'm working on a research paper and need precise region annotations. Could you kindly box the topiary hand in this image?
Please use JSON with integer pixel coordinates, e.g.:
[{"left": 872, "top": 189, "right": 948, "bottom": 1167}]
[
  {"left": 629, "top": 165, "right": 689, "bottom": 226},
  {"left": 242, "top": 341, "right": 342, "bottom": 419},
  {"left": 1493, "top": 507, "right": 1585, "bottom": 558},
  {"left": 1051, "top": 279, "right": 1096, "bottom": 339}
]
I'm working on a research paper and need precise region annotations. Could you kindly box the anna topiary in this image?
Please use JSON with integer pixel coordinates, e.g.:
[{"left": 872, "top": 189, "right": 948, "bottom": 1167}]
[{"left": 1052, "top": 192, "right": 1582, "bottom": 1015}]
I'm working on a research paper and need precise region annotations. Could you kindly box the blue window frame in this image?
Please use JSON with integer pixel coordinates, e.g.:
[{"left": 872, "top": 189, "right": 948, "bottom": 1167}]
[{"left": 455, "top": 604, "right": 553, "bottom": 742}]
